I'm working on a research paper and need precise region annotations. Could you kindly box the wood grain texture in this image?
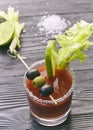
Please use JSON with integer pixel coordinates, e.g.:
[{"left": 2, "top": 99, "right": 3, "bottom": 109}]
[{"left": 0, "top": 0, "right": 93, "bottom": 130}]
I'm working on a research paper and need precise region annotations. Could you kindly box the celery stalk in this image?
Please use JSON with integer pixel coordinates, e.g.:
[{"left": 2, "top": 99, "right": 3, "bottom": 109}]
[{"left": 45, "top": 20, "right": 93, "bottom": 76}]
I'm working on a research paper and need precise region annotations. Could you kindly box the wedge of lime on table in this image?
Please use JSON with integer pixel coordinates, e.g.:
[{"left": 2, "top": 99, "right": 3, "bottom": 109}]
[{"left": 0, "top": 21, "right": 14, "bottom": 46}]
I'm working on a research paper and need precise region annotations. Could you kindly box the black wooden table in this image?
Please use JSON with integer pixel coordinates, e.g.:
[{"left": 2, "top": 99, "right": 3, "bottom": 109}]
[{"left": 0, "top": 0, "right": 93, "bottom": 130}]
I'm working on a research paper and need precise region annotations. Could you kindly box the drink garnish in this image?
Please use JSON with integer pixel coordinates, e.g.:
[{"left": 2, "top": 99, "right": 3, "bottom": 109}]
[
  {"left": 40, "top": 84, "right": 54, "bottom": 97},
  {"left": 40, "top": 84, "right": 57, "bottom": 105},
  {"left": 0, "top": 21, "right": 14, "bottom": 46},
  {"left": 32, "top": 76, "right": 46, "bottom": 88},
  {"left": 45, "top": 20, "right": 93, "bottom": 77},
  {"left": 45, "top": 39, "right": 57, "bottom": 77},
  {"left": 0, "top": 7, "right": 30, "bottom": 73},
  {"left": 26, "top": 69, "right": 40, "bottom": 80},
  {"left": 25, "top": 64, "right": 57, "bottom": 105},
  {"left": 0, "top": 6, "right": 24, "bottom": 53}
]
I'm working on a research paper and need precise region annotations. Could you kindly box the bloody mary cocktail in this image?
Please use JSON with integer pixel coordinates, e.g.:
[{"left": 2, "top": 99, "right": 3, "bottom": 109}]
[{"left": 25, "top": 60, "right": 73, "bottom": 126}]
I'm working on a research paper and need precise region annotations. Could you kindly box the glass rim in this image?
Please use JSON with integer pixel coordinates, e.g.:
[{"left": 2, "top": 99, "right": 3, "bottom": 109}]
[{"left": 24, "top": 59, "right": 74, "bottom": 104}]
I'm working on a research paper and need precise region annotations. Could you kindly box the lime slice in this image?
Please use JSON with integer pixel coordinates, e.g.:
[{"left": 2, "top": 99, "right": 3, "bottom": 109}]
[
  {"left": 45, "top": 40, "right": 57, "bottom": 77},
  {"left": 0, "top": 21, "right": 14, "bottom": 46}
]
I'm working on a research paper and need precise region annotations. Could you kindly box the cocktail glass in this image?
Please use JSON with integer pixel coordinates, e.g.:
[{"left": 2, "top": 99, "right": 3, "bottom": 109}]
[{"left": 24, "top": 59, "right": 73, "bottom": 126}]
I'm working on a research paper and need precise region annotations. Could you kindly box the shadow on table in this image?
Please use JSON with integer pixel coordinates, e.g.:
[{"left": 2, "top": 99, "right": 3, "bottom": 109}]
[{"left": 0, "top": 44, "right": 9, "bottom": 55}]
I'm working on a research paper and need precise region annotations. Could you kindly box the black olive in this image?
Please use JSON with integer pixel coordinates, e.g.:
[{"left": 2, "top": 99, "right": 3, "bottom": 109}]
[
  {"left": 40, "top": 84, "right": 54, "bottom": 97},
  {"left": 26, "top": 69, "right": 40, "bottom": 80}
]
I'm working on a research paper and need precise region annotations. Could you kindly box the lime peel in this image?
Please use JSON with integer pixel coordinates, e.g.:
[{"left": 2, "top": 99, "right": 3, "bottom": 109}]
[
  {"left": 0, "top": 6, "right": 24, "bottom": 53},
  {"left": 0, "top": 21, "right": 14, "bottom": 46}
]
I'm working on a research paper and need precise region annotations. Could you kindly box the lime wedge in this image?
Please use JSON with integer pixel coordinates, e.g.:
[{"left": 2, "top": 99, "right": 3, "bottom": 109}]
[
  {"left": 45, "top": 40, "right": 57, "bottom": 77},
  {"left": 0, "top": 21, "right": 14, "bottom": 46}
]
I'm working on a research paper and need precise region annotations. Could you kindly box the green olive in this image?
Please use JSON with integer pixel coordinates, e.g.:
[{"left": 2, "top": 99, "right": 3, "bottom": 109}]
[{"left": 32, "top": 76, "right": 46, "bottom": 88}]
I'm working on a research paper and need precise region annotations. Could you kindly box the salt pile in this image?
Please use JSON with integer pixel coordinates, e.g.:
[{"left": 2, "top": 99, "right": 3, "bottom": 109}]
[{"left": 37, "top": 14, "right": 71, "bottom": 36}]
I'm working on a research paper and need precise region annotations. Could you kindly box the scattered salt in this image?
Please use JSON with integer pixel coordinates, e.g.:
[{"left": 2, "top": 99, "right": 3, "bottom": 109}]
[{"left": 37, "top": 14, "right": 71, "bottom": 36}]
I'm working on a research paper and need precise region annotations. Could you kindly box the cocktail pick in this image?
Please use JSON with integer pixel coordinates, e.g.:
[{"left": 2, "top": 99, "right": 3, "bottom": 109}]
[
  {"left": 13, "top": 50, "right": 30, "bottom": 70},
  {"left": 49, "top": 95, "right": 57, "bottom": 105},
  {"left": 8, "top": 49, "right": 57, "bottom": 105}
]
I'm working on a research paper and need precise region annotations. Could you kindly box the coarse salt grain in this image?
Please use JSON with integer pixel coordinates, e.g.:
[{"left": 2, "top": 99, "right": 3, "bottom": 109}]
[{"left": 37, "top": 14, "right": 71, "bottom": 36}]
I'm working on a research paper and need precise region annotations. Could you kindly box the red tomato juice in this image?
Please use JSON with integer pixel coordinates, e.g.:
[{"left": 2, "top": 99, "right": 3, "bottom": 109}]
[{"left": 25, "top": 65, "right": 73, "bottom": 118}]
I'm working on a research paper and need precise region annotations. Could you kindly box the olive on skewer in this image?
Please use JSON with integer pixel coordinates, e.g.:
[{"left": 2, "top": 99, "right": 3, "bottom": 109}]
[
  {"left": 40, "top": 84, "right": 57, "bottom": 105},
  {"left": 40, "top": 84, "right": 54, "bottom": 97},
  {"left": 26, "top": 69, "right": 40, "bottom": 80}
]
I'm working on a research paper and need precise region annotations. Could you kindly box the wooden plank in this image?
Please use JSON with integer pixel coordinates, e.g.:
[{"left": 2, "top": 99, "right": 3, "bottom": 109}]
[
  {"left": 0, "top": 0, "right": 93, "bottom": 16},
  {"left": 0, "top": 111, "right": 93, "bottom": 130},
  {"left": 0, "top": 0, "right": 93, "bottom": 129}
]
